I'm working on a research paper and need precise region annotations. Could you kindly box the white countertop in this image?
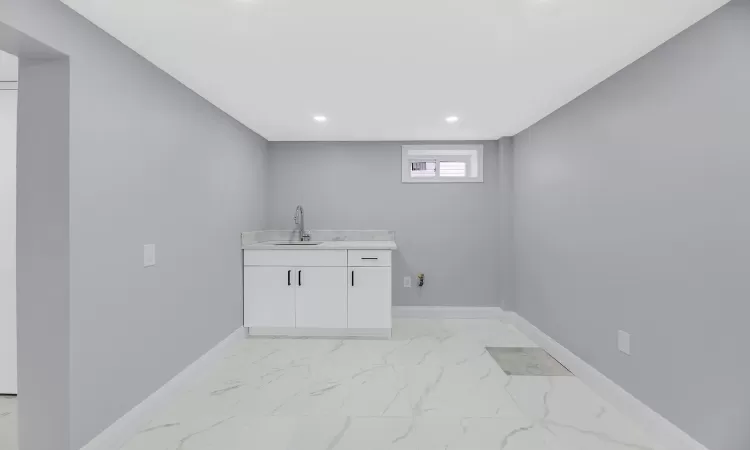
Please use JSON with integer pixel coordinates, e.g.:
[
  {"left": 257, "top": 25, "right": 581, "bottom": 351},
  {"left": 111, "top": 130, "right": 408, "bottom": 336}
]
[{"left": 242, "top": 240, "right": 397, "bottom": 251}]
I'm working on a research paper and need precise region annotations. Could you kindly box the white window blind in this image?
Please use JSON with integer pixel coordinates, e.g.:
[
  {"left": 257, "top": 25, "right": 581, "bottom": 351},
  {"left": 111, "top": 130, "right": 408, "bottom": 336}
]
[{"left": 439, "top": 161, "right": 467, "bottom": 177}]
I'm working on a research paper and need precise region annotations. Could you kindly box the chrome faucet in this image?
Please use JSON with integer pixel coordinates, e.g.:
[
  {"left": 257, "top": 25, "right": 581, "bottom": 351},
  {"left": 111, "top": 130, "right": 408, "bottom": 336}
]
[{"left": 294, "top": 205, "right": 311, "bottom": 241}]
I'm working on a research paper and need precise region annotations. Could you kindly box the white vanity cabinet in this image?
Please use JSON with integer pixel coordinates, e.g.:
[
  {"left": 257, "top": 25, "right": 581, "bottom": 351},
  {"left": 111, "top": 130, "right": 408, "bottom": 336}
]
[{"left": 243, "top": 247, "right": 392, "bottom": 337}]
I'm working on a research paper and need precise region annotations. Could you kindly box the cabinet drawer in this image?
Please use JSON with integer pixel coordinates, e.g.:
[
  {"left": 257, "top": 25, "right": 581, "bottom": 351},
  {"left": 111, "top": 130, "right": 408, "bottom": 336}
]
[
  {"left": 348, "top": 250, "right": 391, "bottom": 267},
  {"left": 244, "top": 250, "right": 347, "bottom": 267}
]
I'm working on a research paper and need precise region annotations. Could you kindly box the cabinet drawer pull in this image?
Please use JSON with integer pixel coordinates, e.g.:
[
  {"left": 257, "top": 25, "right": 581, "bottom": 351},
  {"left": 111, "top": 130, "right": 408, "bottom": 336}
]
[
  {"left": 352, "top": 270, "right": 355, "bottom": 287},
  {"left": 287, "top": 270, "right": 291, "bottom": 286},
  {"left": 361, "top": 257, "right": 378, "bottom": 260},
  {"left": 298, "top": 270, "right": 302, "bottom": 286}
]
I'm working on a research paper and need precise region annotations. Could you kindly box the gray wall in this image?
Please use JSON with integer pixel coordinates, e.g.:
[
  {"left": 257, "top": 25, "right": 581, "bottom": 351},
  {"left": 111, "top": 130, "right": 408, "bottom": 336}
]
[
  {"left": 497, "top": 137, "right": 515, "bottom": 311},
  {"left": 17, "top": 55, "right": 71, "bottom": 450},
  {"left": 267, "top": 141, "right": 512, "bottom": 308},
  {"left": 513, "top": 1, "right": 750, "bottom": 450},
  {"left": 2, "top": 0, "right": 268, "bottom": 448}
]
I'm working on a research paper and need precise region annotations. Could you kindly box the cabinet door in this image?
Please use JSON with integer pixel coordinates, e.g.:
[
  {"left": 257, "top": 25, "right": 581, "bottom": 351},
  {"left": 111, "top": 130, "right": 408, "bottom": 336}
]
[
  {"left": 244, "top": 266, "right": 296, "bottom": 328},
  {"left": 348, "top": 267, "right": 392, "bottom": 329},
  {"left": 295, "top": 267, "right": 348, "bottom": 328}
]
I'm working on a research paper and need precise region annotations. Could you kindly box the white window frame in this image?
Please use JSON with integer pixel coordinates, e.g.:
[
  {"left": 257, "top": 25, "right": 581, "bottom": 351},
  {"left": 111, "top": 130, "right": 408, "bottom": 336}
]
[{"left": 401, "top": 144, "right": 484, "bottom": 183}]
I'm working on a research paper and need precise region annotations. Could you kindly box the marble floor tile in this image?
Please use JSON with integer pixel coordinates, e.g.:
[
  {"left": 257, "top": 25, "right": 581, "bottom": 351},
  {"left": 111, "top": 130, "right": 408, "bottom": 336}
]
[
  {"left": 121, "top": 415, "right": 349, "bottom": 450},
  {"left": 334, "top": 416, "right": 563, "bottom": 450},
  {"left": 111, "top": 318, "right": 665, "bottom": 450},
  {"left": 439, "top": 319, "right": 541, "bottom": 349},
  {"left": 392, "top": 318, "right": 539, "bottom": 349},
  {"left": 401, "top": 361, "right": 526, "bottom": 418},
  {"left": 0, "top": 396, "right": 18, "bottom": 450},
  {"left": 505, "top": 376, "right": 665, "bottom": 450},
  {"left": 123, "top": 415, "right": 562, "bottom": 450}
]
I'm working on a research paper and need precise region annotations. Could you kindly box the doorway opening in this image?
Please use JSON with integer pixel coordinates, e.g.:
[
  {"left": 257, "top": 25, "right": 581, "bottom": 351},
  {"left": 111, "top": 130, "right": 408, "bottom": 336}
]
[{"left": 0, "top": 20, "right": 71, "bottom": 450}]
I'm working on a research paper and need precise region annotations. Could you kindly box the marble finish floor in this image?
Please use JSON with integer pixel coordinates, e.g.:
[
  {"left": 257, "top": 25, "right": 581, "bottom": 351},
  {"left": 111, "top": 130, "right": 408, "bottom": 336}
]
[
  {"left": 118, "top": 318, "right": 664, "bottom": 450},
  {"left": 0, "top": 395, "right": 18, "bottom": 450}
]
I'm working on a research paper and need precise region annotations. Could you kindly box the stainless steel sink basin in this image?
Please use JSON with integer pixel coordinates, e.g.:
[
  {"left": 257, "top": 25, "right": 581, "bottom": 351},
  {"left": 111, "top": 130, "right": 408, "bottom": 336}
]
[{"left": 272, "top": 241, "right": 323, "bottom": 246}]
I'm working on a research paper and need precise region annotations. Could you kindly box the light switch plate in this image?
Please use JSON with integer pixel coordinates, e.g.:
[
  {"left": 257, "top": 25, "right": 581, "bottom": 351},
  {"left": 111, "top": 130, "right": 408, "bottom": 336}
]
[
  {"left": 618, "top": 330, "right": 631, "bottom": 355},
  {"left": 144, "top": 244, "right": 156, "bottom": 267},
  {"left": 404, "top": 276, "right": 412, "bottom": 288}
]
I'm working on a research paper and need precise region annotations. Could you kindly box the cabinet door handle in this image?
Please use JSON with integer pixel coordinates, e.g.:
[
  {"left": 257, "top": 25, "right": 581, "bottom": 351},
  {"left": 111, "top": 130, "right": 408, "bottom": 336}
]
[
  {"left": 288, "top": 270, "right": 291, "bottom": 286},
  {"left": 361, "top": 257, "right": 378, "bottom": 260},
  {"left": 352, "top": 270, "right": 355, "bottom": 287},
  {"left": 298, "top": 270, "right": 302, "bottom": 286}
]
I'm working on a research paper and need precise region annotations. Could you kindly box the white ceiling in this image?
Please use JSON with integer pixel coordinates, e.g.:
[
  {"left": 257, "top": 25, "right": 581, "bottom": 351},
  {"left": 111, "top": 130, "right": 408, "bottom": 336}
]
[
  {"left": 61, "top": 0, "right": 728, "bottom": 141},
  {"left": 0, "top": 51, "right": 18, "bottom": 82}
]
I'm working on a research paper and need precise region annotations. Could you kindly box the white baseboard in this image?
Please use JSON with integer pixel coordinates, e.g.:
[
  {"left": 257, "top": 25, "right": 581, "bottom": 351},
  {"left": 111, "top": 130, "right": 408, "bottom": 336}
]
[
  {"left": 392, "top": 306, "right": 505, "bottom": 319},
  {"left": 247, "top": 327, "right": 391, "bottom": 339},
  {"left": 506, "top": 312, "right": 709, "bottom": 450},
  {"left": 81, "top": 327, "right": 246, "bottom": 450}
]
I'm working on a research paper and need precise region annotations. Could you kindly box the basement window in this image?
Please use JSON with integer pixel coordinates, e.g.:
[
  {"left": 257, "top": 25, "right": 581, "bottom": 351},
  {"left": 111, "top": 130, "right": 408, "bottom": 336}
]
[{"left": 402, "top": 144, "right": 483, "bottom": 183}]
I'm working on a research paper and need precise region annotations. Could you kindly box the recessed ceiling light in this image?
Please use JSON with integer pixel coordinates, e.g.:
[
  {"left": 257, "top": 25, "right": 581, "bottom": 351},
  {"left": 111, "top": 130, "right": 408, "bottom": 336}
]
[
  {"left": 445, "top": 116, "right": 459, "bottom": 124},
  {"left": 313, "top": 115, "right": 327, "bottom": 123}
]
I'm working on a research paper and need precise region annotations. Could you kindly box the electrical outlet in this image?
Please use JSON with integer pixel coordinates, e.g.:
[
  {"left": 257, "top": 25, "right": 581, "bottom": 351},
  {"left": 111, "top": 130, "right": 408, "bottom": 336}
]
[
  {"left": 404, "top": 276, "right": 412, "bottom": 288},
  {"left": 144, "top": 244, "right": 156, "bottom": 267},
  {"left": 617, "top": 330, "right": 631, "bottom": 355}
]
